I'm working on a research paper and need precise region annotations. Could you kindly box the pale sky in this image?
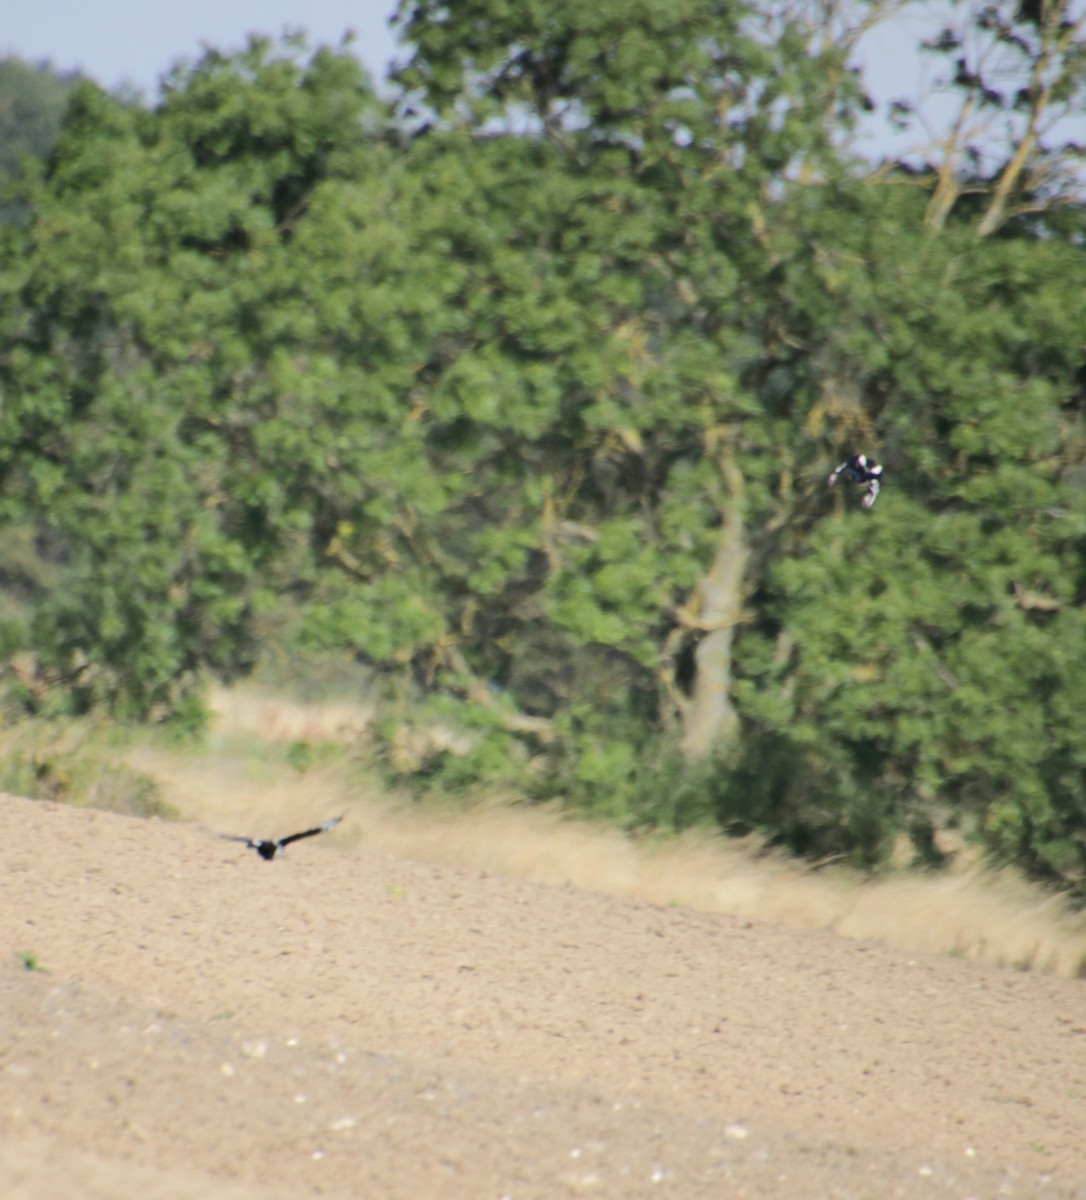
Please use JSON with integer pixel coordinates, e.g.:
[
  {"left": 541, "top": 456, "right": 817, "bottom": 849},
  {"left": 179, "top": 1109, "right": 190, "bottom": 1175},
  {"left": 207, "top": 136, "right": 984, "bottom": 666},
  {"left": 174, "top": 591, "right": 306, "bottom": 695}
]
[
  {"left": 0, "top": 1, "right": 975, "bottom": 160},
  {"left": 4, "top": 0, "right": 403, "bottom": 95}
]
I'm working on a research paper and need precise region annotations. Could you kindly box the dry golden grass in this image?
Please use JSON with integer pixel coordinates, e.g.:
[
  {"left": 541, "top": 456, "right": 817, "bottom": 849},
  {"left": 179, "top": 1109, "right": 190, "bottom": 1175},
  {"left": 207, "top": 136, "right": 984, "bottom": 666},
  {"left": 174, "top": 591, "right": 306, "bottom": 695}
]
[
  {"left": 112, "top": 681, "right": 1086, "bottom": 979},
  {"left": 206, "top": 679, "right": 376, "bottom": 745}
]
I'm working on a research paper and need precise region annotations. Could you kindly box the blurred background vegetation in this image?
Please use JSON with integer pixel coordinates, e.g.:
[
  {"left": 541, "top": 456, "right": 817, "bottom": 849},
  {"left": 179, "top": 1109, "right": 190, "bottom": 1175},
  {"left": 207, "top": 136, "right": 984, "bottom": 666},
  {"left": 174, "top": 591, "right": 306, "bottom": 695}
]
[{"left": 1, "top": 0, "right": 1084, "bottom": 892}]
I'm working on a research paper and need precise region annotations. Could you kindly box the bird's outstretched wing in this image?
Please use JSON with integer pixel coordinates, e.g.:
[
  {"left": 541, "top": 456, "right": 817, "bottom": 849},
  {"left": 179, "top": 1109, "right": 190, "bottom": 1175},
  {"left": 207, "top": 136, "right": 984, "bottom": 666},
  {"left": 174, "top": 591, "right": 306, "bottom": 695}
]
[
  {"left": 216, "top": 832, "right": 261, "bottom": 849},
  {"left": 208, "top": 814, "right": 344, "bottom": 859},
  {"left": 277, "top": 813, "right": 345, "bottom": 850}
]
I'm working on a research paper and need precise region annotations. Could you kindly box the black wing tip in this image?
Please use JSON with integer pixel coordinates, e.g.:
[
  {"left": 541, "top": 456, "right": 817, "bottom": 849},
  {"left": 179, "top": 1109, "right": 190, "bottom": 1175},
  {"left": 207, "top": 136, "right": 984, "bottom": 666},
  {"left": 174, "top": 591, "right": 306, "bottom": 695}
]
[
  {"left": 307, "top": 813, "right": 346, "bottom": 835},
  {"left": 277, "top": 813, "right": 348, "bottom": 849},
  {"left": 307, "top": 812, "right": 347, "bottom": 836}
]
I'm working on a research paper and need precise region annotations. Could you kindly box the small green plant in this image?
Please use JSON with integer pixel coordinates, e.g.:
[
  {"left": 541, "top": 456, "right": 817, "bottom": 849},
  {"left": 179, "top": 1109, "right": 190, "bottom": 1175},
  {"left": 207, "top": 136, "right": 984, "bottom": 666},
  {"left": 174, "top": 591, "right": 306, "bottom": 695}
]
[
  {"left": 15, "top": 949, "right": 47, "bottom": 972},
  {"left": 285, "top": 739, "right": 343, "bottom": 774}
]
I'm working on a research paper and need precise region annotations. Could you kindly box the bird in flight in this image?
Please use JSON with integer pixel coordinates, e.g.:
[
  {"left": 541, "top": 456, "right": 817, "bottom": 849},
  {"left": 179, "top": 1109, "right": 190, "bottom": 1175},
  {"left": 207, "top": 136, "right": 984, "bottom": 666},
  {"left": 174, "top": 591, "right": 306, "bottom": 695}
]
[
  {"left": 827, "top": 453, "right": 883, "bottom": 509},
  {"left": 214, "top": 814, "right": 345, "bottom": 860}
]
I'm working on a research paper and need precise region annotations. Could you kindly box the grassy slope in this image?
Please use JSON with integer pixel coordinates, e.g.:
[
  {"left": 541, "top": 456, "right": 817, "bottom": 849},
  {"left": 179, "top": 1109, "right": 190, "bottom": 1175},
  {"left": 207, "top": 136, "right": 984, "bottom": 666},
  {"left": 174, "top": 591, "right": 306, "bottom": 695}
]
[{"left": 3, "top": 679, "right": 1085, "bottom": 977}]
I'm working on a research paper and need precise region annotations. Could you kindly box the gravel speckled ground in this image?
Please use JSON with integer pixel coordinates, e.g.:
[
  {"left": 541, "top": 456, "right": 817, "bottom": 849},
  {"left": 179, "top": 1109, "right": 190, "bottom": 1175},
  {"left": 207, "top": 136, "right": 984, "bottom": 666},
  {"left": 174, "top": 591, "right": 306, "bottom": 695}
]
[{"left": 2, "top": 793, "right": 1084, "bottom": 1198}]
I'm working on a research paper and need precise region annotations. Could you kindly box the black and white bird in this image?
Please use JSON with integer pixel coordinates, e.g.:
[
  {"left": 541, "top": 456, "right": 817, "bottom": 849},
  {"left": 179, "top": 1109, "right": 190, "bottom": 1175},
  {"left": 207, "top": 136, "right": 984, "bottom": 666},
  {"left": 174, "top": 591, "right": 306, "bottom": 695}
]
[
  {"left": 827, "top": 453, "right": 883, "bottom": 509},
  {"left": 215, "top": 814, "right": 345, "bottom": 860}
]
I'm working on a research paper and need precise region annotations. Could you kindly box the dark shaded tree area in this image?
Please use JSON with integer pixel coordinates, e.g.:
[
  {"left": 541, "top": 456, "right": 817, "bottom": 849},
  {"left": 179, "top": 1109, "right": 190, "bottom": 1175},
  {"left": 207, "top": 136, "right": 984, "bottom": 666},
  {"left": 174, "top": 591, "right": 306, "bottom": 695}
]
[{"left": 1, "top": 5, "right": 1084, "bottom": 886}]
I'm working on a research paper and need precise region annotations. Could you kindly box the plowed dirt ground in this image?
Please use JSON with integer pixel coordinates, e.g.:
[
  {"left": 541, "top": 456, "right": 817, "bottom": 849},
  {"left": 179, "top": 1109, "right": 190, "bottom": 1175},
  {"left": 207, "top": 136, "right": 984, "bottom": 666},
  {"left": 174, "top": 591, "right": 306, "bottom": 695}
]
[{"left": 2, "top": 792, "right": 1084, "bottom": 1198}]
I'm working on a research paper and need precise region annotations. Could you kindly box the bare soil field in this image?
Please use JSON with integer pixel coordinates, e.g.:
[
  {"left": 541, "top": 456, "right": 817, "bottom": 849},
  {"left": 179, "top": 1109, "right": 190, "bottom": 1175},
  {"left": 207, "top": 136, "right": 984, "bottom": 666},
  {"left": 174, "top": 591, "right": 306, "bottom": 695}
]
[{"left": 2, "top": 790, "right": 1085, "bottom": 1199}]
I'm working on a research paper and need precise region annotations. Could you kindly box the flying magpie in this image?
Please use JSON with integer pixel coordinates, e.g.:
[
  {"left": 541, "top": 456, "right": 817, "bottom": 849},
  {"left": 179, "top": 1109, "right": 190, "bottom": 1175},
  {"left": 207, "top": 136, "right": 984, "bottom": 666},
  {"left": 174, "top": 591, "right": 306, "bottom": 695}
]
[
  {"left": 828, "top": 453, "right": 883, "bottom": 509},
  {"left": 215, "top": 814, "right": 345, "bottom": 860}
]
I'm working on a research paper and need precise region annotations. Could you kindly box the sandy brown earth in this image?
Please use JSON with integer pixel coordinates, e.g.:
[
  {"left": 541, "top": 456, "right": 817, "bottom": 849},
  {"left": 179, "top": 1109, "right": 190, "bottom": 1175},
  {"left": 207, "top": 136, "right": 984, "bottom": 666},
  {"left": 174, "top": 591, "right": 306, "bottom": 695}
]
[{"left": 1, "top": 792, "right": 1084, "bottom": 1199}]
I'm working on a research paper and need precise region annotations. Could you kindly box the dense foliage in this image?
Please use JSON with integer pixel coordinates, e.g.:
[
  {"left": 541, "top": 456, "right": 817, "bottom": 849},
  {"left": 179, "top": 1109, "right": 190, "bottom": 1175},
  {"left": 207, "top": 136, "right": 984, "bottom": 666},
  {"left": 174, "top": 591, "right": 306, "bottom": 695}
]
[
  {"left": 0, "top": 56, "right": 86, "bottom": 224},
  {"left": 1, "top": 3, "right": 1084, "bottom": 884}
]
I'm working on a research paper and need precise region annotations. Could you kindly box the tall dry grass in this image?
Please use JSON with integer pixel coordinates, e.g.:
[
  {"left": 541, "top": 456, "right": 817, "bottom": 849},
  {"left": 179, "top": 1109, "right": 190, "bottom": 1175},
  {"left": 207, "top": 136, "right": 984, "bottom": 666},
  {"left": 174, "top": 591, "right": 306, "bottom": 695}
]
[{"left": 116, "top": 682, "right": 1086, "bottom": 979}]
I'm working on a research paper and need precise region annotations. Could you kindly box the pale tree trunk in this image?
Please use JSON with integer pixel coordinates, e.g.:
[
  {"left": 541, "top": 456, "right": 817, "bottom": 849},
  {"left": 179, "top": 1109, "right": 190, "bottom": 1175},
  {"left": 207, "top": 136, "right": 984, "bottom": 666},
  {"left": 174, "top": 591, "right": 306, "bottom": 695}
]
[
  {"left": 679, "top": 456, "right": 749, "bottom": 761},
  {"left": 923, "top": 93, "right": 975, "bottom": 234},
  {"left": 975, "top": 8, "right": 1085, "bottom": 239}
]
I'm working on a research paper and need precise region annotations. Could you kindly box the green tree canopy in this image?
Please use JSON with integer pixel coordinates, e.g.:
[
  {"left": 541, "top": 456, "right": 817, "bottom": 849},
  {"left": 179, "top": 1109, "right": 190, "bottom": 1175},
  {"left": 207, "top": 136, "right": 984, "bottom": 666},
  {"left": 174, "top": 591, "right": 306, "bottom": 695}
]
[
  {"left": 1, "top": 9, "right": 1084, "bottom": 884},
  {"left": 0, "top": 39, "right": 394, "bottom": 716}
]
